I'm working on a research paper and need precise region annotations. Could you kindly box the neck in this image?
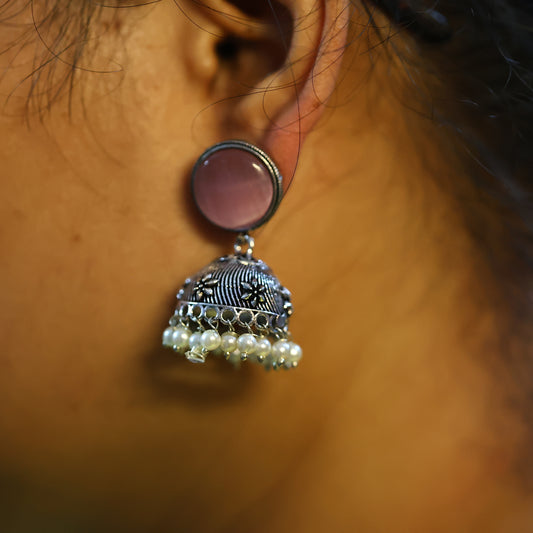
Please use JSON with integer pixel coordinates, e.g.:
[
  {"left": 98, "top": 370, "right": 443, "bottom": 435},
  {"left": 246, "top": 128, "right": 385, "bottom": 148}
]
[{"left": 253, "top": 60, "right": 528, "bottom": 529}]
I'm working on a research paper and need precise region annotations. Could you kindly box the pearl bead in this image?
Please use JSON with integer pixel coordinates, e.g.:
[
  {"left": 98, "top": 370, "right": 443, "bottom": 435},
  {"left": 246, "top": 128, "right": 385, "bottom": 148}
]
[
  {"left": 188, "top": 331, "right": 202, "bottom": 348},
  {"left": 201, "top": 329, "right": 221, "bottom": 351},
  {"left": 162, "top": 327, "right": 175, "bottom": 347},
  {"left": 220, "top": 332, "right": 238, "bottom": 353},
  {"left": 288, "top": 342, "right": 302, "bottom": 362},
  {"left": 254, "top": 337, "right": 272, "bottom": 363},
  {"left": 255, "top": 337, "right": 272, "bottom": 357},
  {"left": 237, "top": 333, "right": 257, "bottom": 354},
  {"left": 171, "top": 327, "right": 191, "bottom": 349},
  {"left": 271, "top": 340, "right": 290, "bottom": 363}
]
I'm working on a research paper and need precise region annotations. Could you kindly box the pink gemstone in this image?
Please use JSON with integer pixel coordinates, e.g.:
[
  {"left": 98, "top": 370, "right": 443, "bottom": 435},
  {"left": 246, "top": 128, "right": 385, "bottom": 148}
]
[{"left": 192, "top": 148, "right": 275, "bottom": 231}]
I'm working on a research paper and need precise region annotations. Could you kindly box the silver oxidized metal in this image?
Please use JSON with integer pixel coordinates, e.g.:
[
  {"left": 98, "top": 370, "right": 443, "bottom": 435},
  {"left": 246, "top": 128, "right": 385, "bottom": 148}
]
[{"left": 162, "top": 234, "right": 301, "bottom": 370}]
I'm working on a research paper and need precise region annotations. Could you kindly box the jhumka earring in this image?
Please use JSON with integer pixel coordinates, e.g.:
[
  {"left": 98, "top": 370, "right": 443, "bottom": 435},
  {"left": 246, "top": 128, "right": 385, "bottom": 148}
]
[{"left": 162, "top": 140, "right": 302, "bottom": 370}]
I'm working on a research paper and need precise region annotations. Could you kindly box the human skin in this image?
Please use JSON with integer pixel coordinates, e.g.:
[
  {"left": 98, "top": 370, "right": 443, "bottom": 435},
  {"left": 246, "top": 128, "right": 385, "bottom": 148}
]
[{"left": 0, "top": 1, "right": 531, "bottom": 531}]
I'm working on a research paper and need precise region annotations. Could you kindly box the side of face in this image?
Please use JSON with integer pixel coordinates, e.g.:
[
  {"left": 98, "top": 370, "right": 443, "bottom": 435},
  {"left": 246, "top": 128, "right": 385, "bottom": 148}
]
[{"left": 0, "top": 1, "right": 529, "bottom": 531}]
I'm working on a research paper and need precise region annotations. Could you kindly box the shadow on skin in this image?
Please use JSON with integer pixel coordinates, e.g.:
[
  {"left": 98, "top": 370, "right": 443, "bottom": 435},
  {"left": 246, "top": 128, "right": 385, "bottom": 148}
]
[
  {"left": 138, "top": 165, "right": 261, "bottom": 406},
  {"left": 142, "top": 342, "right": 256, "bottom": 407}
]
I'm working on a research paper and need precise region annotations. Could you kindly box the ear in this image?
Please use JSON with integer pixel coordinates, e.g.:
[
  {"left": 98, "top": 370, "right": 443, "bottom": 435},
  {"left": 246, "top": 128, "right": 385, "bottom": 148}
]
[{"left": 182, "top": 0, "right": 351, "bottom": 188}]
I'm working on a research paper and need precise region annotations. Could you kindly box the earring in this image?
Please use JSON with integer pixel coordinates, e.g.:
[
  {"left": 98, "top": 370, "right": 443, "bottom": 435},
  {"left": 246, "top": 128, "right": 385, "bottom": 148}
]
[{"left": 162, "top": 140, "right": 302, "bottom": 371}]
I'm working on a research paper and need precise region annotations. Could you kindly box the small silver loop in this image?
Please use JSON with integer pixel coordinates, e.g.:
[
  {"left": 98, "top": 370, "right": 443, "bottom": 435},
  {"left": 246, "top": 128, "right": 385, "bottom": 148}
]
[
  {"left": 191, "top": 314, "right": 203, "bottom": 331},
  {"left": 234, "top": 233, "right": 255, "bottom": 259},
  {"left": 207, "top": 316, "right": 219, "bottom": 330}
]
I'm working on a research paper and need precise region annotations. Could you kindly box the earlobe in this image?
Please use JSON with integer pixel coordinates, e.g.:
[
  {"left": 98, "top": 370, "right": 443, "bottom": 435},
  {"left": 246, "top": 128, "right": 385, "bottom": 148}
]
[{"left": 183, "top": 22, "right": 218, "bottom": 84}]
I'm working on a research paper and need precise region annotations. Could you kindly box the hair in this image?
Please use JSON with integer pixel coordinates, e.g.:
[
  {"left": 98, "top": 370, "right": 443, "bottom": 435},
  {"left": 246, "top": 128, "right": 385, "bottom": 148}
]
[
  {"left": 367, "top": 0, "right": 533, "bottom": 466},
  {"left": 2, "top": 0, "right": 533, "bottom": 470},
  {"left": 364, "top": 0, "right": 533, "bottom": 384}
]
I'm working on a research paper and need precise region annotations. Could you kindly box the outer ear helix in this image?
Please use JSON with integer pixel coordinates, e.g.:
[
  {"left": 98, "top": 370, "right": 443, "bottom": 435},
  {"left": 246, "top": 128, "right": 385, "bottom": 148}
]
[{"left": 263, "top": 0, "right": 352, "bottom": 190}]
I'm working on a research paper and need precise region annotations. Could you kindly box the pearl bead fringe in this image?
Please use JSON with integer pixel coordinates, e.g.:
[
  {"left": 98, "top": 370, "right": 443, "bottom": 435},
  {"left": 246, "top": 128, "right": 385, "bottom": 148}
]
[{"left": 162, "top": 326, "right": 302, "bottom": 370}]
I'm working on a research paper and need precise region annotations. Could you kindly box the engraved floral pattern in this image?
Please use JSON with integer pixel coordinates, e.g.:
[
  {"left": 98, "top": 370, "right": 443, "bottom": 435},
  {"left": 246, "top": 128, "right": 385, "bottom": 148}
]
[
  {"left": 240, "top": 278, "right": 266, "bottom": 307},
  {"left": 193, "top": 273, "right": 219, "bottom": 300}
]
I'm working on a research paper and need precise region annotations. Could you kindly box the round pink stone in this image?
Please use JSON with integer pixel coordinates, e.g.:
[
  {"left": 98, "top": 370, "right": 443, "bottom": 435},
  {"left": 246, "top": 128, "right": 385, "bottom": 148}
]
[{"left": 192, "top": 148, "right": 275, "bottom": 231}]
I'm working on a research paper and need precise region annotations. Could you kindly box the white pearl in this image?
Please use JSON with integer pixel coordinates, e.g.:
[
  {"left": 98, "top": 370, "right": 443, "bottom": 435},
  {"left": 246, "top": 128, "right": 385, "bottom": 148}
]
[
  {"left": 271, "top": 340, "right": 290, "bottom": 363},
  {"left": 288, "top": 342, "right": 303, "bottom": 362},
  {"left": 188, "top": 331, "right": 202, "bottom": 348},
  {"left": 162, "top": 327, "right": 175, "bottom": 347},
  {"left": 255, "top": 338, "right": 272, "bottom": 357},
  {"left": 201, "top": 329, "right": 221, "bottom": 351},
  {"left": 171, "top": 327, "right": 191, "bottom": 349},
  {"left": 237, "top": 333, "right": 257, "bottom": 354},
  {"left": 254, "top": 337, "right": 272, "bottom": 363},
  {"left": 220, "top": 332, "right": 238, "bottom": 353}
]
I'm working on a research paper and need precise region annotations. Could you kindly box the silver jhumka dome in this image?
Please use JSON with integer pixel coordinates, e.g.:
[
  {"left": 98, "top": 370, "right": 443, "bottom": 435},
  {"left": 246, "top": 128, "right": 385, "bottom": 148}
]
[{"left": 162, "top": 235, "right": 302, "bottom": 370}]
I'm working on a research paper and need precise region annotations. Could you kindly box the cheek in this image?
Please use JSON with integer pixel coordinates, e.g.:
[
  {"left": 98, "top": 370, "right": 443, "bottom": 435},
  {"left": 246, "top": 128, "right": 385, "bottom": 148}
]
[
  {"left": 0, "top": 127, "right": 228, "bottom": 529},
  {"left": 0, "top": 140, "right": 519, "bottom": 533},
  {"left": 0, "top": 0, "right": 220, "bottom": 409},
  {"left": 0, "top": 9, "right": 232, "bottom": 524},
  {"left": 0, "top": 60, "right": 210, "bottom": 479},
  {"left": 0, "top": 9, "right": 525, "bottom": 532}
]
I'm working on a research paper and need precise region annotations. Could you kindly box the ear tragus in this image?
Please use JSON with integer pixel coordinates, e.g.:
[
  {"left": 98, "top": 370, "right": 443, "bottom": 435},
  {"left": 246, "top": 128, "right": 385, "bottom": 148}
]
[{"left": 196, "top": 0, "right": 293, "bottom": 97}]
